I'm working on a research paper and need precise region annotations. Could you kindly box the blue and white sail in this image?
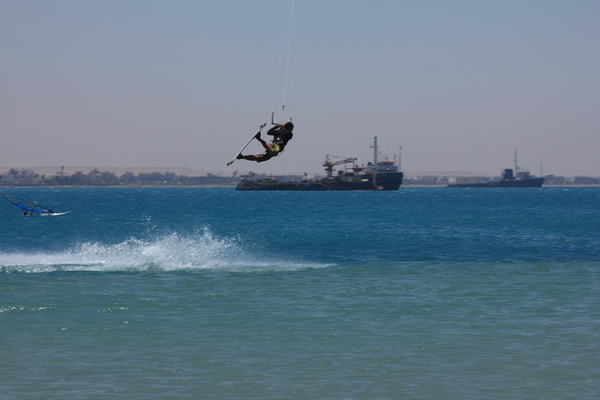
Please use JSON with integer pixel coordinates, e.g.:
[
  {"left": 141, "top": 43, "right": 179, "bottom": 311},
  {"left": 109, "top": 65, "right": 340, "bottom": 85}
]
[{"left": 1, "top": 193, "right": 69, "bottom": 216}]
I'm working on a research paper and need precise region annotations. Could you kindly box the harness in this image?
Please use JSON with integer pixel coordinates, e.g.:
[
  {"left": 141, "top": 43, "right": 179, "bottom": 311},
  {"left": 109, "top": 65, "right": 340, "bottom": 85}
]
[{"left": 271, "top": 142, "right": 282, "bottom": 153}]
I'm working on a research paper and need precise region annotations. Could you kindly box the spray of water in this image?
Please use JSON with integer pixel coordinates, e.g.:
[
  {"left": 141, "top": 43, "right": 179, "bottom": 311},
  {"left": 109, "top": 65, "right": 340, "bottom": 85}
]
[{"left": 0, "top": 227, "right": 330, "bottom": 273}]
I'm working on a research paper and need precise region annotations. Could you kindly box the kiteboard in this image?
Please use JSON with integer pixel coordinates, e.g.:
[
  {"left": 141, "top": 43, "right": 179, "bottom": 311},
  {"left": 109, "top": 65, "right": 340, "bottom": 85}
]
[{"left": 226, "top": 123, "right": 267, "bottom": 166}]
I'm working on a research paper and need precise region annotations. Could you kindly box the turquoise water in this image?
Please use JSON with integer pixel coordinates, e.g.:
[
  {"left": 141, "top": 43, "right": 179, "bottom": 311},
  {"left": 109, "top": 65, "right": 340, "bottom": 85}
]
[{"left": 1, "top": 187, "right": 599, "bottom": 399}]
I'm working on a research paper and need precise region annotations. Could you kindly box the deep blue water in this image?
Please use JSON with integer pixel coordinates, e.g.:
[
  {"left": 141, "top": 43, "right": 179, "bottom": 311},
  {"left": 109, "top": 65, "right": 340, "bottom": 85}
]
[{"left": 1, "top": 187, "right": 599, "bottom": 399}]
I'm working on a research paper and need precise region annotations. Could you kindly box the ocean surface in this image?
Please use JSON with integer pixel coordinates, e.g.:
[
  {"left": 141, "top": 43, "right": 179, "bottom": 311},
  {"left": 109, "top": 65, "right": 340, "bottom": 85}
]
[{"left": 1, "top": 186, "right": 599, "bottom": 399}]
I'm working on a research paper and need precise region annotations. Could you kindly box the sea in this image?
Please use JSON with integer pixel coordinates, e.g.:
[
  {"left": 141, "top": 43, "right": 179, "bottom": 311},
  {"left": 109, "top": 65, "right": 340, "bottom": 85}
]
[{"left": 1, "top": 186, "right": 599, "bottom": 400}]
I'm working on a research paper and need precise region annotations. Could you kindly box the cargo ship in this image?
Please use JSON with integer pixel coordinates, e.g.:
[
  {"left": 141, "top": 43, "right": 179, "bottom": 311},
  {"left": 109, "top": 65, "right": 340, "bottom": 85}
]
[
  {"left": 236, "top": 137, "right": 403, "bottom": 191},
  {"left": 447, "top": 151, "right": 544, "bottom": 188}
]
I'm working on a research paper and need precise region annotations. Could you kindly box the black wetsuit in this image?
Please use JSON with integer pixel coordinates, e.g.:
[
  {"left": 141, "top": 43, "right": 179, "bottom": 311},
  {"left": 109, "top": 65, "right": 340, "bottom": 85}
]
[
  {"left": 267, "top": 126, "right": 293, "bottom": 149},
  {"left": 252, "top": 125, "right": 293, "bottom": 163}
]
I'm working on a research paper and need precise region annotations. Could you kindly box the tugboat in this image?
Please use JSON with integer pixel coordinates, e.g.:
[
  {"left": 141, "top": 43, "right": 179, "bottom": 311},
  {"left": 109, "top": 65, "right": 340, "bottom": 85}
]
[
  {"left": 236, "top": 136, "right": 403, "bottom": 191},
  {"left": 447, "top": 150, "right": 544, "bottom": 188}
]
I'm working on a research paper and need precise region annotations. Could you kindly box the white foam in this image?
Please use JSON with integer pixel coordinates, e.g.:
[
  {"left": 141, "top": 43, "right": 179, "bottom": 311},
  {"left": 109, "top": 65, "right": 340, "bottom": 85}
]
[{"left": 0, "top": 228, "right": 332, "bottom": 273}]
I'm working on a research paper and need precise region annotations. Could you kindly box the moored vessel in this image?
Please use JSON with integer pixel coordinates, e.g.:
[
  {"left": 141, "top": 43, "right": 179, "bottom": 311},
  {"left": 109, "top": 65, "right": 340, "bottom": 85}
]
[
  {"left": 236, "top": 137, "right": 403, "bottom": 191},
  {"left": 447, "top": 150, "right": 544, "bottom": 188}
]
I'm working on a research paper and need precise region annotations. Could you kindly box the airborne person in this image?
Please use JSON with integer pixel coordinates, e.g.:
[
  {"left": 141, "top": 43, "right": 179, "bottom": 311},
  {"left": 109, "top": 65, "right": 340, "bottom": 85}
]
[{"left": 237, "top": 122, "right": 294, "bottom": 163}]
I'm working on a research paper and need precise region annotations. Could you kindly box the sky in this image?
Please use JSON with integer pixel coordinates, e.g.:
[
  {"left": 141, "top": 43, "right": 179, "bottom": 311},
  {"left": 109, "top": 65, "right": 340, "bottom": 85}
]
[{"left": 2, "top": 0, "right": 599, "bottom": 177}]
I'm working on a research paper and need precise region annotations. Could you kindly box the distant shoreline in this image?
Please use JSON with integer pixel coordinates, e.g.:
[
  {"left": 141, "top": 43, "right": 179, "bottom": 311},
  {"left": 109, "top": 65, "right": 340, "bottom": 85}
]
[{"left": 2, "top": 184, "right": 599, "bottom": 189}]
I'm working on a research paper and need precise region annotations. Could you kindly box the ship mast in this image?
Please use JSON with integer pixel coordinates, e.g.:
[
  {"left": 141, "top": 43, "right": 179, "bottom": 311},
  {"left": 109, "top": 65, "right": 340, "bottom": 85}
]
[
  {"left": 514, "top": 148, "right": 518, "bottom": 174},
  {"left": 372, "top": 136, "right": 378, "bottom": 164},
  {"left": 399, "top": 146, "right": 402, "bottom": 171}
]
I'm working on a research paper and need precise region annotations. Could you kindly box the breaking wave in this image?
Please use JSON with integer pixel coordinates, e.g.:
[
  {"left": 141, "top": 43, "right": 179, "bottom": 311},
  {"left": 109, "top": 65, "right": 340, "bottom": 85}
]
[{"left": 0, "top": 228, "right": 331, "bottom": 273}]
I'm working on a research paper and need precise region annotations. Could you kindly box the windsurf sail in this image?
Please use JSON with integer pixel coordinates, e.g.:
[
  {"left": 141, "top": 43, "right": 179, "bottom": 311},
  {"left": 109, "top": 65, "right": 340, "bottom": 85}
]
[{"left": 1, "top": 193, "right": 56, "bottom": 215}]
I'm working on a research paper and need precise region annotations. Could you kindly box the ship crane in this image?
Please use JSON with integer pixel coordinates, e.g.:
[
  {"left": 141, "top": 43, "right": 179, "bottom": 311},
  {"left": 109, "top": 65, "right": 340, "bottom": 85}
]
[{"left": 323, "top": 155, "right": 357, "bottom": 178}]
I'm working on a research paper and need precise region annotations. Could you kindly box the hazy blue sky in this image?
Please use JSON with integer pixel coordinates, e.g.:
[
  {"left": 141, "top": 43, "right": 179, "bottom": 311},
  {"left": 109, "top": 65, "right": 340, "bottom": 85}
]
[{"left": 2, "top": 0, "right": 599, "bottom": 176}]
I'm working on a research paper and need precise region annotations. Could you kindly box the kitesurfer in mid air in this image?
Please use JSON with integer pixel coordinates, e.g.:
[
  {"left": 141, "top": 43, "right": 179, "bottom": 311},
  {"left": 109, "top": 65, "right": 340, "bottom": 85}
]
[{"left": 237, "top": 122, "right": 294, "bottom": 163}]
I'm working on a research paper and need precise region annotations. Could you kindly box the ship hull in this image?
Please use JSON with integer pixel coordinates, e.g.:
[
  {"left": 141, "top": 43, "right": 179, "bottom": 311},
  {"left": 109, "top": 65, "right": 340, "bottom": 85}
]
[
  {"left": 447, "top": 177, "right": 544, "bottom": 188},
  {"left": 236, "top": 172, "right": 403, "bottom": 191}
]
